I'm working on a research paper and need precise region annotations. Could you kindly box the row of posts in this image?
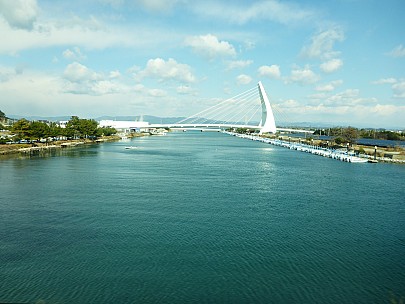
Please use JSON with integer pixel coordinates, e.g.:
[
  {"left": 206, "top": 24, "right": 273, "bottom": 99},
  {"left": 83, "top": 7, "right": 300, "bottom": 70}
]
[{"left": 285, "top": 136, "right": 378, "bottom": 160}]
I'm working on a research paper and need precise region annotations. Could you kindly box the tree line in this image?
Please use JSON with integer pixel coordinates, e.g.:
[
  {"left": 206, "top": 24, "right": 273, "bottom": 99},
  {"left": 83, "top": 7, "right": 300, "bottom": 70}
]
[
  {"left": 1, "top": 115, "right": 116, "bottom": 143},
  {"left": 314, "top": 127, "right": 404, "bottom": 142}
]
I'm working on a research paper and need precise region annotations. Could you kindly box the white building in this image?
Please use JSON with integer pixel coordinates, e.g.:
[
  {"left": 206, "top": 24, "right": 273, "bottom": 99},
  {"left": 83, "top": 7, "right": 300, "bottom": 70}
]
[{"left": 98, "top": 120, "right": 150, "bottom": 133}]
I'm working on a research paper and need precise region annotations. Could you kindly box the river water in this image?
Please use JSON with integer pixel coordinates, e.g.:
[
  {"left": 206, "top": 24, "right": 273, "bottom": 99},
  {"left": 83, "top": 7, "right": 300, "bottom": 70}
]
[{"left": 1, "top": 132, "right": 404, "bottom": 303}]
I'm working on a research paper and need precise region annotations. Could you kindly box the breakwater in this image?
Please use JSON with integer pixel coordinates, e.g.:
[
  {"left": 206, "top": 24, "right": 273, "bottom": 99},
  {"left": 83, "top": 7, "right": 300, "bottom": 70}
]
[{"left": 224, "top": 131, "right": 369, "bottom": 163}]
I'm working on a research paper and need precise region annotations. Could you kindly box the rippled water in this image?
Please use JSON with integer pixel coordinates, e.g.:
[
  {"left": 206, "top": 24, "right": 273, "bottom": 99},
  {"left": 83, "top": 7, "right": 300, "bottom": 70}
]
[{"left": 1, "top": 132, "right": 404, "bottom": 303}]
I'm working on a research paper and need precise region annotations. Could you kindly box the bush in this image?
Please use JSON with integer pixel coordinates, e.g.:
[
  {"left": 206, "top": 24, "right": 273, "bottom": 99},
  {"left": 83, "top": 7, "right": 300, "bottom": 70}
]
[
  {"left": 334, "top": 137, "right": 344, "bottom": 145},
  {"left": 0, "top": 137, "right": 9, "bottom": 144}
]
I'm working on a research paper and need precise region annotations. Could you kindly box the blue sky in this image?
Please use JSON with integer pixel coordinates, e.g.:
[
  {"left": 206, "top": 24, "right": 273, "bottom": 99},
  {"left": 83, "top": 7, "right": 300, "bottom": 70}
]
[{"left": 0, "top": 0, "right": 404, "bottom": 128}]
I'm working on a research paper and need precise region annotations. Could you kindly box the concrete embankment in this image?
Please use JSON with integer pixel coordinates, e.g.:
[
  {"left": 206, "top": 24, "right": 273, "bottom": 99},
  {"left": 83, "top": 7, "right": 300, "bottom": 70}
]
[{"left": 225, "top": 132, "right": 405, "bottom": 164}]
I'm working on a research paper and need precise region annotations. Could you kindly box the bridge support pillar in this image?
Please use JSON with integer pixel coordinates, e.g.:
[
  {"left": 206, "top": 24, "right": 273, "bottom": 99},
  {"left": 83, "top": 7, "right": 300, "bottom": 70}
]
[{"left": 258, "top": 81, "right": 277, "bottom": 134}]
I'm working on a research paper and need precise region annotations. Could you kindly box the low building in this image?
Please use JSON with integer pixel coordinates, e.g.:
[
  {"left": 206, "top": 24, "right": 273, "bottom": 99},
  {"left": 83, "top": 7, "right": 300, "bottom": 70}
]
[{"left": 98, "top": 120, "right": 150, "bottom": 133}]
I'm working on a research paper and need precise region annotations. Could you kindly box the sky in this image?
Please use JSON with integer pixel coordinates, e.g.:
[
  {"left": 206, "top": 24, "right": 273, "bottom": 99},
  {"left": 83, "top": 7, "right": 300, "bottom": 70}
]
[{"left": 0, "top": 0, "right": 404, "bottom": 128}]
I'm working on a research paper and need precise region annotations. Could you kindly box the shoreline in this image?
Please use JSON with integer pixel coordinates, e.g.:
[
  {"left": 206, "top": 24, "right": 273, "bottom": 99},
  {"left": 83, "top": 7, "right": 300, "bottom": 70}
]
[
  {"left": 264, "top": 135, "right": 405, "bottom": 164},
  {"left": 0, "top": 135, "right": 123, "bottom": 158},
  {"left": 1, "top": 132, "right": 405, "bottom": 164},
  {"left": 0, "top": 132, "right": 152, "bottom": 158}
]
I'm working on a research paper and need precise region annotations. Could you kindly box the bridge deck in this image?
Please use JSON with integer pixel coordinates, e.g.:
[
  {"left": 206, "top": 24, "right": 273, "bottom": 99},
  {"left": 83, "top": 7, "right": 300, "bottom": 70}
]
[{"left": 148, "top": 123, "right": 314, "bottom": 134}]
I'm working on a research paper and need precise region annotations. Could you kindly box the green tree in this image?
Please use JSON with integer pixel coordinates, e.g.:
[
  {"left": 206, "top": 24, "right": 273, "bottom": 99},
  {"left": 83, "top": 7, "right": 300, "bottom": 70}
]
[
  {"left": 48, "top": 122, "right": 64, "bottom": 138},
  {"left": 79, "top": 119, "right": 98, "bottom": 138},
  {"left": 97, "top": 127, "right": 117, "bottom": 137},
  {"left": 385, "top": 131, "right": 400, "bottom": 141},
  {"left": 30, "top": 121, "right": 50, "bottom": 140},
  {"left": 334, "top": 137, "right": 344, "bottom": 145},
  {"left": 342, "top": 126, "right": 358, "bottom": 144},
  {"left": 65, "top": 116, "right": 81, "bottom": 138},
  {"left": 12, "top": 119, "right": 32, "bottom": 139},
  {"left": 65, "top": 116, "right": 99, "bottom": 138}
]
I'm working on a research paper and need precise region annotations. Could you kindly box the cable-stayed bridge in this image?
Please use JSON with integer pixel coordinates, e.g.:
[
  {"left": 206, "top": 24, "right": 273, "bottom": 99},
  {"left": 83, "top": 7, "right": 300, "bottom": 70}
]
[{"left": 150, "top": 82, "right": 312, "bottom": 134}]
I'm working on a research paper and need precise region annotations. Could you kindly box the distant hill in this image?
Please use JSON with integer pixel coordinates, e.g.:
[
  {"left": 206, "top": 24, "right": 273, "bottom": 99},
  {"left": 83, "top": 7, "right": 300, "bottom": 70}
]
[
  {"left": 5, "top": 114, "right": 404, "bottom": 130},
  {"left": 95, "top": 115, "right": 187, "bottom": 124},
  {"left": 8, "top": 115, "right": 73, "bottom": 122},
  {"left": 7, "top": 114, "right": 188, "bottom": 124}
]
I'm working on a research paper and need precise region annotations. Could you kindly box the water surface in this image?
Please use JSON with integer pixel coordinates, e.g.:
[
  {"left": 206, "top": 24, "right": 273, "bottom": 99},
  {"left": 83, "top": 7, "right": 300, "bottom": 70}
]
[{"left": 1, "top": 132, "right": 404, "bottom": 303}]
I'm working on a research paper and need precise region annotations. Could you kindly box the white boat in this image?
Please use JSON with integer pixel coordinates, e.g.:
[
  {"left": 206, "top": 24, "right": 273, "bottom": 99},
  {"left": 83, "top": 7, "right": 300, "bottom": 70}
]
[
  {"left": 150, "top": 128, "right": 167, "bottom": 136},
  {"left": 125, "top": 146, "right": 138, "bottom": 149},
  {"left": 348, "top": 156, "right": 368, "bottom": 163}
]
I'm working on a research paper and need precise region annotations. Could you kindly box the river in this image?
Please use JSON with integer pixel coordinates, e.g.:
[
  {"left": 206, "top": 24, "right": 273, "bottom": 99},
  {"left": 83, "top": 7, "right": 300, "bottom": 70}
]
[{"left": 1, "top": 131, "right": 404, "bottom": 303}]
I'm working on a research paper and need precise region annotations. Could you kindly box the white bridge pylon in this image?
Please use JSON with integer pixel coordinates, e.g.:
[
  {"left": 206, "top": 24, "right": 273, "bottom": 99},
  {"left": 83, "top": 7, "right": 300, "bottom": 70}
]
[{"left": 257, "top": 81, "right": 276, "bottom": 134}]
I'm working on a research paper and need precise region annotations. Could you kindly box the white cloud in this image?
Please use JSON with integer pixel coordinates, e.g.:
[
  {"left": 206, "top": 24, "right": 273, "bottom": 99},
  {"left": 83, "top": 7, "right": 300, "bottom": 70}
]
[
  {"left": 135, "top": 0, "right": 181, "bottom": 12},
  {"left": 301, "top": 28, "right": 344, "bottom": 60},
  {"left": 62, "top": 62, "right": 129, "bottom": 95},
  {"left": 388, "top": 44, "right": 405, "bottom": 58},
  {"left": 128, "top": 65, "right": 141, "bottom": 74},
  {"left": 320, "top": 58, "right": 343, "bottom": 73},
  {"left": 288, "top": 66, "right": 319, "bottom": 85},
  {"left": 148, "top": 88, "right": 167, "bottom": 97},
  {"left": 63, "top": 62, "right": 100, "bottom": 83},
  {"left": 369, "top": 104, "right": 404, "bottom": 116},
  {"left": 326, "top": 89, "right": 361, "bottom": 106},
  {"left": 0, "top": 69, "right": 152, "bottom": 117},
  {"left": 258, "top": 65, "right": 281, "bottom": 79},
  {"left": 0, "top": 14, "right": 183, "bottom": 55},
  {"left": 275, "top": 99, "right": 300, "bottom": 108},
  {"left": 176, "top": 85, "right": 196, "bottom": 95},
  {"left": 308, "top": 92, "right": 328, "bottom": 100},
  {"left": 392, "top": 81, "right": 405, "bottom": 98},
  {"left": 0, "top": 0, "right": 38, "bottom": 30},
  {"left": 132, "top": 83, "right": 169, "bottom": 97},
  {"left": 236, "top": 74, "right": 252, "bottom": 85},
  {"left": 184, "top": 34, "right": 236, "bottom": 60},
  {"left": 272, "top": 92, "right": 405, "bottom": 127},
  {"left": 309, "top": 89, "right": 377, "bottom": 107},
  {"left": 136, "top": 58, "right": 196, "bottom": 83},
  {"left": 226, "top": 60, "right": 253, "bottom": 70},
  {"left": 372, "top": 78, "right": 397, "bottom": 85},
  {"left": 62, "top": 49, "right": 75, "bottom": 59},
  {"left": 62, "top": 47, "right": 86, "bottom": 61},
  {"left": 315, "top": 80, "right": 343, "bottom": 92},
  {"left": 0, "top": 66, "right": 16, "bottom": 82},
  {"left": 134, "top": 84, "right": 145, "bottom": 92},
  {"left": 190, "top": 0, "right": 316, "bottom": 25},
  {"left": 91, "top": 80, "right": 125, "bottom": 95},
  {"left": 371, "top": 78, "right": 405, "bottom": 99},
  {"left": 276, "top": 103, "right": 405, "bottom": 127},
  {"left": 109, "top": 70, "right": 121, "bottom": 79}
]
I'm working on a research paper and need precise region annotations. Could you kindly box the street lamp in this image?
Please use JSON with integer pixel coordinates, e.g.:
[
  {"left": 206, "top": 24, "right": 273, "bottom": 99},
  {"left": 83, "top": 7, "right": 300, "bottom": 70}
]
[{"left": 374, "top": 146, "right": 377, "bottom": 160}]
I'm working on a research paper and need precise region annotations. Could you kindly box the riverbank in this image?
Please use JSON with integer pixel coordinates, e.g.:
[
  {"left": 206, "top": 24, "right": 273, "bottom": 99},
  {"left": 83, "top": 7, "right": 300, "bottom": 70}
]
[
  {"left": 0, "top": 135, "right": 122, "bottom": 157},
  {"left": 262, "top": 134, "right": 405, "bottom": 164},
  {"left": 0, "top": 132, "right": 154, "bottom": 158}
]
